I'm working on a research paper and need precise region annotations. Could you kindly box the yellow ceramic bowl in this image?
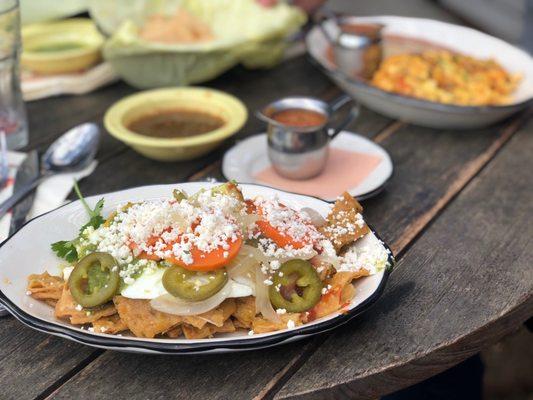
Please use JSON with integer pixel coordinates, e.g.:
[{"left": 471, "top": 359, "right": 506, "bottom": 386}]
[
  {"left": 22, "top": 18, "right": 104, "bottom": 75},
  {"left": 104, "top": 87, "right": 248, "bottom": 161}
]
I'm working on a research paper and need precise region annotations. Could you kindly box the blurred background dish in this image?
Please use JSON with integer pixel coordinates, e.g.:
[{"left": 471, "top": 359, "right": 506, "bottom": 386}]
[
  {"left": 307, "top": 15, "right": 533, "bottom": 129},
  {"left": 21, "top": 18, "right": 104, "bottom": 75},
  {"left": 88, "top": 0, "right": 306, "bottom": 88},
  {"left": 20, "top": 0, "right": 87, "bottom": 25},
  {"left": 104, "top": 87, "right": 247, "bottom": 161}
]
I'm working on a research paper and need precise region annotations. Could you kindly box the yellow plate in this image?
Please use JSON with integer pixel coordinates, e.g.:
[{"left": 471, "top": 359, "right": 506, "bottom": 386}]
[
  {"left": 22, "top": 18, "right": 104, "bottom": 75},
  {"left": 104, "top": 87, "right": 248, "bottom": 162}
]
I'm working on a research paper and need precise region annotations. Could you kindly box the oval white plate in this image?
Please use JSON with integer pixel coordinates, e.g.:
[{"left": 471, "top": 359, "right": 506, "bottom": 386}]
[
  {"left": 307, "top": 16, "right": 533, "bottom": 129},
  {"left": 222, "top": 132, "right": 393, "bottom": 202},
  {"left": 0, "top": 182, "right": 394, "bottom": 354}
]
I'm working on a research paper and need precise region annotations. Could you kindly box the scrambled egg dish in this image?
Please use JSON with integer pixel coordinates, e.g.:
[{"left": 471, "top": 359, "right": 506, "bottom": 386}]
[{"left": 371, "top": 50, "right": 521, "bottom": 106}]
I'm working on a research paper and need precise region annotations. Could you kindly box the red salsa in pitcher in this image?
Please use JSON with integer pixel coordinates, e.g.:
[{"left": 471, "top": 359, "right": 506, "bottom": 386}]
[{"left": 272, "top": 108, "right": 326, "bottom": 128}]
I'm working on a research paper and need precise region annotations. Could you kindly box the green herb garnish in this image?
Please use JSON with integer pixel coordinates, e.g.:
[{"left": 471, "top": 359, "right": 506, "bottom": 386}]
[
  {"left": 51, "top": 181, "right": 105, "bottom": 262},
  {"left": 74, "top": 182, "right": 105, "bottom": 234},
  {"left": 51, "top": 240, "right": 78, "bottom": 263}
]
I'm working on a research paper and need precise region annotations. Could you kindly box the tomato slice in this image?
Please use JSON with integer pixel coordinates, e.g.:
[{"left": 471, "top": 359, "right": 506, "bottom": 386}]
[
  {"left": 245, "top": 199, "right": 256, "bottom": 214},
  {"left": 256, "top": 220, "right": 306, "bottom": 249},
  {"left": 166, "top": 235, "right": 243, "bottom": 272},
  {"left": 255, "top": 204, "right": 310, "bottom": 249},
  {"left": 128, "top": 235, "right": 162, "bottom": 261},
  {"left": 127, "top": 225, "right": 243, "bottom": 271}
]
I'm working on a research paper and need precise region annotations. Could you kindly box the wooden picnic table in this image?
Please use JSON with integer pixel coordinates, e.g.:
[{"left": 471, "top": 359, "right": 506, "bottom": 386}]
[{"left": 1, "top": 2, "right": 532, "bottom": 399}]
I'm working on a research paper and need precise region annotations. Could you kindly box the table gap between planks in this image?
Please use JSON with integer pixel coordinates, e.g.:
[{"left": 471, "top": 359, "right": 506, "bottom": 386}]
[{"left": 1, "top": 10, "right": 531, "bottom": 400}]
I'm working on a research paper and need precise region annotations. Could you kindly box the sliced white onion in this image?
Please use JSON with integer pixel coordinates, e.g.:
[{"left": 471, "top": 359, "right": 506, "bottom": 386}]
[
  {"left": 300, "top": 207, "right": 327, "bottom": 228},
  {"left": 255, "top": 266, "right": 280, "bottom": 323},
  {"left": 150, "top": 281, "right": 232, "bottom": 316},
  {"left": 227, "top": 245, "right": 263, "bottom": 295},
  {"left": 228, "top": 260, "right": 256, "bottom": 292},
  {"left": 236, "top": 213, "right": 259, "bottom": 236}
]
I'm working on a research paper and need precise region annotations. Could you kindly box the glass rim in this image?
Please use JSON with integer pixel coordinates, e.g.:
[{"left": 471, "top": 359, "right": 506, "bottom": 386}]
[{"left": 0, "top": 0, "right": 18, "bottom": 15}]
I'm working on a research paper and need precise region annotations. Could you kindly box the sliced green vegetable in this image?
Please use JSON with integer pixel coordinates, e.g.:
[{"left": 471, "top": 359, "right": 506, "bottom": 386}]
[
  {"left": 211, "top": 181, "right": 245, "bottom": 202},
  {"left": 163, "top": 265, "right": 228, "bottom": 301},
  {"left": 68, "top": 252, "right": 119, "bottom": 307},
  {"left": 269, "top": 259, "right": 322, "bottom": 313},
  {"left": 173, "top": 189, "right": 187, "bottom": 202}
]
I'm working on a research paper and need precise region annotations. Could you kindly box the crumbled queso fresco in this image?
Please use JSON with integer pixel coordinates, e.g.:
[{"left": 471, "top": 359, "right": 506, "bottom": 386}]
[
  {"left": 253, "top": 197, "right": 324, "bottom": 245},
  {"left": 75, "top": 190, "right": 388, "bottom": 290},
  {"left": 338, "top": 233, "right": 391, "bottom": 274},
  {"left": 80, "top": 191, "right": 244, "bottom": 282}
]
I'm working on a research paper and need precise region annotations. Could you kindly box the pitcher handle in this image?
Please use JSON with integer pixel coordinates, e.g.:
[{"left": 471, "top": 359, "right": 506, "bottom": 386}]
[
  {"left": 313, "top": 7, "right": 339, "bottom": 44},
  {"left": 327, "top": 94, "right": 359, "bottom": 139}
]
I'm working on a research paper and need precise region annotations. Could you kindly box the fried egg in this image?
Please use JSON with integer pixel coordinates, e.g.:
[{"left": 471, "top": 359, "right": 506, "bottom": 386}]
[{"left": 121, "top": 266, "right": 253, "bottom": 300}]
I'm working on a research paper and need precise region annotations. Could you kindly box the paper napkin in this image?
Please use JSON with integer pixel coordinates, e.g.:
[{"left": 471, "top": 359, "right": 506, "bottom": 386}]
[{"left": 0, "top": 151, "right": 97, "bottom": 241}]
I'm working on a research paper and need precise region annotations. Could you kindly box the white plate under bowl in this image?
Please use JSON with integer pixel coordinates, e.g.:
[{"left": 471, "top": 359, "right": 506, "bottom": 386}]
[
  {"left": 222, "top": 132, "right": 393, "bottom": 202},
  {"left": 0, "top": 182, "right": 394, "bottom": 354},
  {"left": 307, "top": 16, "right": 533, "bottom": 129}
]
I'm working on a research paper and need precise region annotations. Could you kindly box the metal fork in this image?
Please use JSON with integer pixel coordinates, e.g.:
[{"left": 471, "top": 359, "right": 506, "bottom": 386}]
[{"left": 0, "top": 131, "right": 8, "bottom": 189}]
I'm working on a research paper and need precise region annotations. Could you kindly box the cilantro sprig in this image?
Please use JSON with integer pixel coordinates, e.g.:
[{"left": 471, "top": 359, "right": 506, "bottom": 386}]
[
  {"left": 51, "top": 240, "right": 78, "bottom": 263},
  {"left": 74, "top": 182, "right": 105, "bottom": 234},
  {"left": 51, "top": 181, "right": 105, "bottom": 263}
]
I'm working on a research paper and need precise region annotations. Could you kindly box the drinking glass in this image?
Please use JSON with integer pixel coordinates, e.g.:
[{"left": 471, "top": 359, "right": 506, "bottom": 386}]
[{"left": 0, "top": 0, "right": 27, "bottom": 150}]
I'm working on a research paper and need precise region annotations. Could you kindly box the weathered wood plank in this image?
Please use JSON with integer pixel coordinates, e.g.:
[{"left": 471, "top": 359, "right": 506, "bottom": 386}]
[
  {"left": 273, "top": 117, "right": 533, "bottom": 400},
  {"left": 362, "top": 113, "right": 528, "bottom": 255},
  {"left": 329, "top": 0, "right": 462, "bottom": 23},
  {"left": 47, "top": 340, "right": 321, "bottom": 400},
  {"left": 25, "top": 82, "right": 134, "bottom": 158},
  {"left": 0, "top": 317, "right": 96, "bottom": 400}
]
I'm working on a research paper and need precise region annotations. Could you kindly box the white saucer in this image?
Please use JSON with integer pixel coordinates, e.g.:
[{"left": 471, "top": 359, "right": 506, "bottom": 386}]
[{"left": 222, "top": 131, "right": 393, "bottom": 201}]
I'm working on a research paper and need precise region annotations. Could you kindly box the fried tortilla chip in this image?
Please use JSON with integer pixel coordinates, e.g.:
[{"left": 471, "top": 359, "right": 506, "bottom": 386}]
[
  {"left": 232, "top": 318, "right": 250, "bottom": 329},
  {"left": 232, "top": 296, "right": 256, "bottom": 328},
  {"left": 182, "top": 318, "right": 236, "bottom": 339},
  {"left": 55, "top": 285, "right": 116, "bottom": 324},
  {"left": 340, "top": 283, "right": 356, "bottom": 303},
  {"left": 114, "top": 296, "right": 183, "bottom": 338},
  {"left": 182, "top": 315, "right": 209, "bottom": 329},
  {"left": 182, "top": 323, "right": 215, "bottom": 339},
  {"left": 166, "top": 325, "right": 183, "bottom": 338},
  {"left": 252, "top": 313, "right": 302, "bottom": 334},
  {"left": 319, "top": 192, "right": 370, "bottom": 252},
  {"left": 216, "top": 319, "right": 236, "bottom": 334},
  {"left": 45, "top": 299, "right": 58, "bottom": 307},
  {"left": 219, "top": 298, "right": 237, "bottom": 320},
  {"left": 328, "top": 269, "right": 370, "bottom": 288},
  {"left": 92, "top": 314, "right": 128, "bottom": 334},
  {"left": 27, "top": 272, "right": 64, "bottom": 301},
  {"left": 309, "top": 287, "right": 343, "bottom": 320},
  {"left": 183, "top": 298, "right": 237, "bottom": 328},
  {"left": 309, "top": 270, "right": 370, "bottom": 320}
]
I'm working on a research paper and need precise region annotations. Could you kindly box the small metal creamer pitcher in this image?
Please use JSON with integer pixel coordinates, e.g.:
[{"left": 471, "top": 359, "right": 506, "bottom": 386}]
[
  {"left": 256, "top": 95, "right": 359, "bottom": 180},
  {"left": 316, "top": 8, "right": 384, "bottom": 80}
]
